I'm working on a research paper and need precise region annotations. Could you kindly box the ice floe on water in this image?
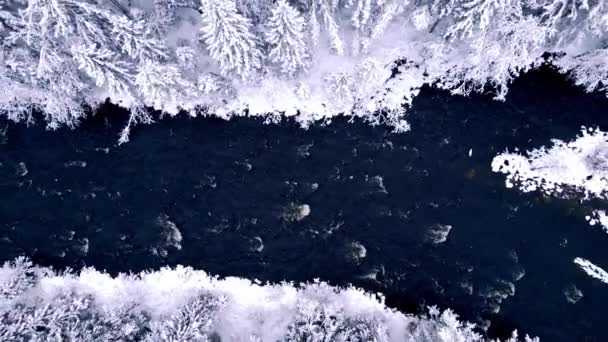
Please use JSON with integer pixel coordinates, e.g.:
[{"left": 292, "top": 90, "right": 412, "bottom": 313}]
[
  {"left": 574, "top": 258, "right": 608, "bottom": 284},
  {"left": 15, "top": 162, "right": 28, "bottom": 177},
  {"left": 425, "top": 223, "right": 453, "bottom": 244},
  {"left": 364, "top": 174, "right": 388, "bottom": 194},
  {"left": 73, "top": 237, "right": 89, "bottom": 257},
  {"left": 249, "top": 236, "right": 264, "bottom": 253},
  {"left": 151, "top": 213, "right": 183, "bottom": 257},
  {"left": 234, "top": 160, "right": 253, "bottom": 172},
  {"left": 0, "top": 258, "right": 539, "bottom": 342},
  {"left": 310, "top": 220, "right": 344, "bottom": 239},
  {"left": 563, "top": 284, "right": 584, "bottom": 304},
  {"left": 280, "top": 203, "right": 311, "bottom": 222},
  {"left": 64, "top": 160, "right": 87, "bottom": 168},
  {"left": 509, "top": 264, "right": 527, "bottom": 282},
  {"left": 296, "top": 143, "right": 314, "bottom": 158},
  {"left": 478, "top": 280, "right": 517, "bottom": 315},
  {"left": 492, "top": 127, "right": 608, "bottom": 200},
  {"left": 344, "top": 241, "right": 367, "bottom": 266},
  {"left": 357, "top": 264, "right": 386, "bottom": 283}
]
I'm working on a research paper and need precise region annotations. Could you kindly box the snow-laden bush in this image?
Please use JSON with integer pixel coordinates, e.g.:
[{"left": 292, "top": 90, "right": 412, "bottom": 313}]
[
  {"left": 586, "top": 209, "right": 608, "bottom": 234},
  {"left": 492, "top": 127, "right": 608, "bottom": 200},
  {"left": 0, "top": 257, "right": 539, "bottom": 342},
  {"left": 0, "top": 0, "right": 607, "bottom": 141}
]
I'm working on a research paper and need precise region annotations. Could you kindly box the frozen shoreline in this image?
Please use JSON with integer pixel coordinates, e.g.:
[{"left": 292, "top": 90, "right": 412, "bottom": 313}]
[{"left": 0, "top": 257, "right": 538, "bottom": 342}]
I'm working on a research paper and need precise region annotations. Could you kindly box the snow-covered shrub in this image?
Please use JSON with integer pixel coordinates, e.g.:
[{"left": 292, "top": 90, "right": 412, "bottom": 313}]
[
  {"left": 0, "top": 0, "right": 607, "bottom": 141},
  {"left": 0, "top": 257, "right": 538, "bottom": 342},
  {"left": 586, "top": 209, "right": 608, "bottom": 234},
  {"left": 492, "top": 127, "right": 608, "bottom": 200}
]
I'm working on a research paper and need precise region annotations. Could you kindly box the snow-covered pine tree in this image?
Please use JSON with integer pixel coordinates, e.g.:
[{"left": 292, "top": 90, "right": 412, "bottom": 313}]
[
  {"left": 444, "top": 0, "right": 527, "bottom": 40},
  {"left": 266, "top": 0, "right": 309, "bottom": 76},
  {"left": 301, "top": 0, "right": 344, "bottom": 54},
  {"left": 436, "top": 0, "right": 549, "bottom": 100},
  {"left": 316, "top": 0, "right": 344, "bottom": 55},
  {"left": 135, "top": 59, "right": 196, "bottom": 114},
  {"left": 362, "top": 0, "right": 404, "bottom": 52},
  {"left": 325, "top": 70, "right": 354, "bottom": 112},
  {"left": 199, "top": 0, "right": 262, "bottom": 79},
  {"left": 109, "top": 14, "right": 168, "bottom": 62},
  {"left": 71, "top": 43, "right": 134, "bottom": 100},
  {"left": 235, "top": 0, "right": 274, "bottom": 27}
]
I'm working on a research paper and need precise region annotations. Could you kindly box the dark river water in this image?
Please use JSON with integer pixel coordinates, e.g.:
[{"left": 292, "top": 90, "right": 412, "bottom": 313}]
[{"left": 1, "top": 66, "right": 607, "bottom": 341}]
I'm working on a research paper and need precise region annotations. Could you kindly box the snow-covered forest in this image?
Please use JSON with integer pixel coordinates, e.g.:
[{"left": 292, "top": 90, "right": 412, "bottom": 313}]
[
  {"left": 0, "top": 257, "right": 539, "bottom": 342},
  {"left": 0, "top": 0, "right": 607, "bottom": 141}
]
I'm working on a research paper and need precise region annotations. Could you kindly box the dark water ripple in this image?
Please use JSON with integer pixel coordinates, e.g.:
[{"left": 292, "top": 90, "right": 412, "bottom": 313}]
[{"left": 1, "top": 67, "right": 608, "bottom": 341}]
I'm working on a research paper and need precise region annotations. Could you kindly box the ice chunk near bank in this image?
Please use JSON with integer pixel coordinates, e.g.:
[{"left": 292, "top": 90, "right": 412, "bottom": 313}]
[
  {"left": 280, "top": 203, "right": 311, "bottom": 222},
  {"left": 492, "top": 127, "right": 608, "bottom": 200},
  {"left": 344, "top": 241, "right": 367, "bottom": 265},
  {"left": 151, "top": 213, "right": 183, "bottom": 257},
  {"left": 574, "top": 257, "right": 608, "bottom": 284},
  {"left": 586, "top": 209, "right": 608, "bottom": 234},
  {"left": 426, "top": 223, "right": 453, "bottom": 244}
]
